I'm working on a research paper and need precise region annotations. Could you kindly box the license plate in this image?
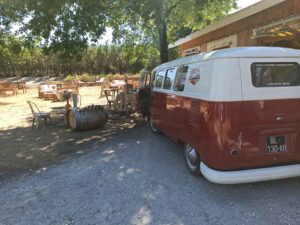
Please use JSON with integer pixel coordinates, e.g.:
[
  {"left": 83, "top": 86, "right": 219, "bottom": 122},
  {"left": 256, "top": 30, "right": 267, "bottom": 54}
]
[{"left": 266, "top": 136, "right": 287, "bottom": 153}]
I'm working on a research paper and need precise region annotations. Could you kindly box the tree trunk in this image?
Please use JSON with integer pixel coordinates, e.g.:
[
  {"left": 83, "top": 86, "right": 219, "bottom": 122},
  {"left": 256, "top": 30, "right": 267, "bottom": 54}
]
[{"left": 158, "top": 20, "right": 168, "bottom": 63}]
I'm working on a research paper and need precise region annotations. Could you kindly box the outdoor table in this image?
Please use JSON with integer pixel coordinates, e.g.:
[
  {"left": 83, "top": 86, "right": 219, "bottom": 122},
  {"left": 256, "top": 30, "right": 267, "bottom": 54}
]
[
  {"left": 87, "top": 82, "right": 95, "bottom": 86},
  {"left": 43, "top": 92, "right": 57, "bottom": 100}
]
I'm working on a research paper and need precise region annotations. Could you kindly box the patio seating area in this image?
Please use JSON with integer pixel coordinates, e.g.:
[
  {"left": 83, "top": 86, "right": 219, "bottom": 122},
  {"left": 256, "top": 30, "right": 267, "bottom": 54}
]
[
  {"left": 0, "top": 85, "right": 143, "bottom": 179},
  {"left": 35, "top": 78, "right": 139, "bottom": 117},
  {"left": 102, "top": 79, "right": 138, "bottom": 114},
  {"left": 0, "top": 81, "right": 27, "bottom": 96},
  {"left": 38, "top": 81, "right": 80, "bottom": 102}
]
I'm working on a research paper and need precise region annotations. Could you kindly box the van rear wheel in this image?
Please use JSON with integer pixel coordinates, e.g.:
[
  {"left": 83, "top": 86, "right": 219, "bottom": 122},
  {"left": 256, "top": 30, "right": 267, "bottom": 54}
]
[{"left": 185, "top": 144, "right": 201, "bottom": 176}]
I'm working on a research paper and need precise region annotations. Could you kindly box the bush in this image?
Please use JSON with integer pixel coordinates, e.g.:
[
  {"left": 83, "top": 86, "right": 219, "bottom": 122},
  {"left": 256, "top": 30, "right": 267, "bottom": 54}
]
[
  {"left": 65, "top": 74, "right": 76, "bottom": 81},
  {"left": 64, "top": 73, "right": 141, "bottom": 83},
  {"left": 105, "top": 74, "right": 114, "bottom": 81},
  {"left": 78, "top": 73, "right": 95, "bottom": 82}
]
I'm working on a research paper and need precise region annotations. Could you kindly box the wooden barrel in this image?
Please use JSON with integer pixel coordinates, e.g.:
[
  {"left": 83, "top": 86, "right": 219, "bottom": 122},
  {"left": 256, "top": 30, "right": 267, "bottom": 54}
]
[{"left": 68, "top": 105, "right": 108, "bottom": 131}]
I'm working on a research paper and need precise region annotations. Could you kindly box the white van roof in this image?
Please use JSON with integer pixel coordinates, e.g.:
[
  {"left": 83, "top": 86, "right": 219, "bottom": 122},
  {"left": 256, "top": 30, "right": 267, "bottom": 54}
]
[{"left": 154, "top": 47, "right": 300, "bottom": 70}]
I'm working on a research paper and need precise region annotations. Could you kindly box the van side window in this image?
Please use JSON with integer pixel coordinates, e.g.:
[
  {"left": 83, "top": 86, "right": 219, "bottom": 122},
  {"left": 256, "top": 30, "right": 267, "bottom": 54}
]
[
  {"left": 174, "top": 66, "right": 189, "bottom": 91},
  {"left": 163, "top": 68, "right": 176, "bottom": 90},
  {"left": 154, "top": 70, "right": 165, "bottom": 89},
  {"left": 251, "top": 63, "right": 300, "bottom": 87}
]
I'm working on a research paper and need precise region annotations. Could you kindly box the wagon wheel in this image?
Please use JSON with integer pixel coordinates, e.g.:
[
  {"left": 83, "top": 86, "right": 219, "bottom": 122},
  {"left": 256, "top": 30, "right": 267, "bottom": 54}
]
[{"left": 184, "top": 144, "right": 201, "bottom": 176}]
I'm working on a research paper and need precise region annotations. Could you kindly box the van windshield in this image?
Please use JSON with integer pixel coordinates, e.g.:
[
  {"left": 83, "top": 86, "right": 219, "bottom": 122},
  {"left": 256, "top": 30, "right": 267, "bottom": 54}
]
[{"left": 251, "top": 62, "right": 300, "bottom": 87}]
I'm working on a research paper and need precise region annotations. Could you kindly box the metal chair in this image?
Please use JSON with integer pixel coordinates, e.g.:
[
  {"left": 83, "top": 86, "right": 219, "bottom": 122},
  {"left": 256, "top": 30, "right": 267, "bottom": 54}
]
[{"left": 27, "top": 101, "right": 51, "bottom": 130}]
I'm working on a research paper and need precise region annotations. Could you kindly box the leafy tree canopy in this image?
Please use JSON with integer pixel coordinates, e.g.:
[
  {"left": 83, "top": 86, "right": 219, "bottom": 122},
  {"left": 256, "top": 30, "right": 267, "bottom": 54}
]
[
  {"left": 1, "top": 0, "right": 109, "bottom": 59},
  {"left": 0, "top": 0, "right": 237, "bottom": 65},
  {"left": 168, "top": 0, "right": 237, "bottom": 42},
  {"left": 110, "top": 0, "right": 237, "bottom": 62}
]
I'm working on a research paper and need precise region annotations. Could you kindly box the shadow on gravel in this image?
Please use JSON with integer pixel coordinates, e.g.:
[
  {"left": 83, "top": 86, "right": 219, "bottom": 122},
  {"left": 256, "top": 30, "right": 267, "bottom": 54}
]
[
  {"left": 0, "top": 110, "right": 145, "bottom": 181},
  {"left": 75, "top": 127, "right": 300, "bottom": 225},
  {"left": 1, "top": 110, "right": 300, "bottom": 225}
]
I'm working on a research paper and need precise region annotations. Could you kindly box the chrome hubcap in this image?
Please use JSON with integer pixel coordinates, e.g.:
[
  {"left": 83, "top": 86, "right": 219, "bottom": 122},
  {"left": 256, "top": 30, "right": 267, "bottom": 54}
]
[{"left": 186, "top": 145, "right": 197, "bottom": 169}]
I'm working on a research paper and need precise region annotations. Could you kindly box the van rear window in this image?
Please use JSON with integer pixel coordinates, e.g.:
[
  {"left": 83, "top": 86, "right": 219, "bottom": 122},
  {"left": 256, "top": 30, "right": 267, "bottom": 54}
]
[{"left": 251, "top": 63, "right": 300, "bottom": 87}]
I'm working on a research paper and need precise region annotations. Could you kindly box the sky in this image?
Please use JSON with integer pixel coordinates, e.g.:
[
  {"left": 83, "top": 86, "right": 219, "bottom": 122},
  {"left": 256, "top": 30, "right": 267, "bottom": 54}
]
[
  {"left": 99, "top": 27, "right": 113, "bottom": 44},
  {"left": 234, "top": 0, "right": 261, "bottom": 12},
  {"left": 99, "top": 0, "right": 262, "bottom": 44}
]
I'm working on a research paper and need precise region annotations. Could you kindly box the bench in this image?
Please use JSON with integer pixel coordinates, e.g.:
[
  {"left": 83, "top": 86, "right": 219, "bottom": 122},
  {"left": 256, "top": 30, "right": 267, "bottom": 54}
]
[{"left": 0, "top": 82, "right": 18, "bottom": 95}]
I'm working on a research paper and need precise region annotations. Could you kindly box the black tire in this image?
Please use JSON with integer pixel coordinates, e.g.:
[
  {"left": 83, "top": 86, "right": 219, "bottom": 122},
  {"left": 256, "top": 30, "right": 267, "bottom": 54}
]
[
  {"left": 148, "top": 114, "right": 160, "bottom": 133},
  {"left": 184, "top": 144, "right": 201, "bottom": 176}
]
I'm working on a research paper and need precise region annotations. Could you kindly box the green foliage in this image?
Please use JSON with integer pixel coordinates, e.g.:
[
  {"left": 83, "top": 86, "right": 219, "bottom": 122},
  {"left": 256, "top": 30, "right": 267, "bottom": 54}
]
[
  {"left": 0, "top": 0, "right": 25, "bottom": 31},
  {"left": 78, "top": 73, "right": 95, "bottom": 82},
  {"left": 65, "top": 74, "right": 76, "bottom": 81},
  {"left": 110, "top": 0, "right": 237, "bottom": 62},
  {"left": 0, "top": 0, "right": 237, "bottom": 72},
  {"left": 167, "top": 0, "right": 237, "bottom": 42},
  {"left": 0, "top": 33, "right": 160, "bottom": 78},
  {"left": 0, "top": 33, "right": 45, "bottom": 77},
  {"left": 1, "top": 0, "right": 108, "bottom": 60},
  {"left": 105, "top": 74, "right": 114, "bottom": 81}
]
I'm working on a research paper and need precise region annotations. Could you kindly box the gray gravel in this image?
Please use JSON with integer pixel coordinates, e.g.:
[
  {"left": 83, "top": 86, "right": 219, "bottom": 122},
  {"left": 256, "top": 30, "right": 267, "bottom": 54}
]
[{"left": 1, "top": 123, "right": 300, "bottom": 225}]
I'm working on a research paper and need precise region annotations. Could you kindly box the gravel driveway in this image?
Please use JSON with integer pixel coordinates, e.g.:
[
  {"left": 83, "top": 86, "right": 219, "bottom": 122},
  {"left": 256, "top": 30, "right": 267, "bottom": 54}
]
[{"left": 1, "top": 123, "right": 300, "bottom": 225}]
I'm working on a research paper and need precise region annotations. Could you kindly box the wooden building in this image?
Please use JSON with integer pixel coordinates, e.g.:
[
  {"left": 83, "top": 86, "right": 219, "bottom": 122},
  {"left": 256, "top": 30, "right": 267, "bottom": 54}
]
[{"left": 169, "top": 0, "right": 300, "bottom": 56}]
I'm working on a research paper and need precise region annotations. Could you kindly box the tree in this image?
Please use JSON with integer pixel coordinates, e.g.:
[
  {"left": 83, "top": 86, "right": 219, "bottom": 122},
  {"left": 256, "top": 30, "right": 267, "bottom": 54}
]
[
  {"left": 0, "top": 0, "right": 237, "bottom": 74},
  {"left": 0, "top": 34, "right": 160, "bottom": 77},
  {"left": 0, "top": 0, "right": 109, "bottom": 60},
  {"left": 168, "top": 0, "right": 237, "bottom": 42},
  {"left": 110, "top": 0, "right": 237, "bottom": 63}
]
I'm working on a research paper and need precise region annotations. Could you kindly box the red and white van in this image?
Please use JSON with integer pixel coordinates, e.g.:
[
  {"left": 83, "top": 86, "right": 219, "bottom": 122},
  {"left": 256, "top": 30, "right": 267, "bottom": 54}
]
[{"left": 139, "top": 47, "right": 300, "bottom": 184}]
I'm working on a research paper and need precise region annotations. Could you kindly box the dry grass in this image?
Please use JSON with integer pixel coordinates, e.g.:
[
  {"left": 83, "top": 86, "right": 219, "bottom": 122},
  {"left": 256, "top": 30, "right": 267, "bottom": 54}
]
[
  {"left": 0, "top": 87, "right": 107, "bottom": 129},
  {"left": 0, "top": 87, "right": 143, "bottom": 180}
]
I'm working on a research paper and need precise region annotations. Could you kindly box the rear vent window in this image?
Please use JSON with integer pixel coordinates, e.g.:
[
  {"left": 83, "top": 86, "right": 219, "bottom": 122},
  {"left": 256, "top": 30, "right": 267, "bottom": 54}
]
[
  {"left": 174, "top": 66, "right": 189, "bottom": 91},
  {"left": 251, "top": 63, "right": 300, "bottom": 87}
]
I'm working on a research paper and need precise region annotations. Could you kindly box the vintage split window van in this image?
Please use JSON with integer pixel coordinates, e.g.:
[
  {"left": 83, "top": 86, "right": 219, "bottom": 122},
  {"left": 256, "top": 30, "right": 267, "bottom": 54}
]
[{"left": 139, "top": 47, "right": 300, "bottom": 184}]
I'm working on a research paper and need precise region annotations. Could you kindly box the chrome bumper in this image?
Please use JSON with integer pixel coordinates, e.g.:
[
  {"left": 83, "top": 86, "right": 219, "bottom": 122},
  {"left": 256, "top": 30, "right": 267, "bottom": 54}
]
[{"left": 200, "top": 162, "right": 300, "bottom": 184}]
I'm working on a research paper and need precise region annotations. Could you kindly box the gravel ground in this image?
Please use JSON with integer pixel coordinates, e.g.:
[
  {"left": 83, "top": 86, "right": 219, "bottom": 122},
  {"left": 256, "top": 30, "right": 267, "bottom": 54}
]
[{"left": 1, "top": 123, "right": 300, "bottom": 225}]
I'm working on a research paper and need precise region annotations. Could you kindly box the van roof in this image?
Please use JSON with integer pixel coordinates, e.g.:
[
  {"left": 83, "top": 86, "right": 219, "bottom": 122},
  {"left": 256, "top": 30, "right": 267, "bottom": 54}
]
[{"left": 154, "top": 47, "right": 300, "bottom": 70}]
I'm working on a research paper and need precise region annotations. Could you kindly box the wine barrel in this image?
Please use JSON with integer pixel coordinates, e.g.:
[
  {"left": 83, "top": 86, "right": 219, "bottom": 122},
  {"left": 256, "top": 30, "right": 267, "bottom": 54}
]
[{"left": 68, "top": 105, "right": 108, "bottom": 131}]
